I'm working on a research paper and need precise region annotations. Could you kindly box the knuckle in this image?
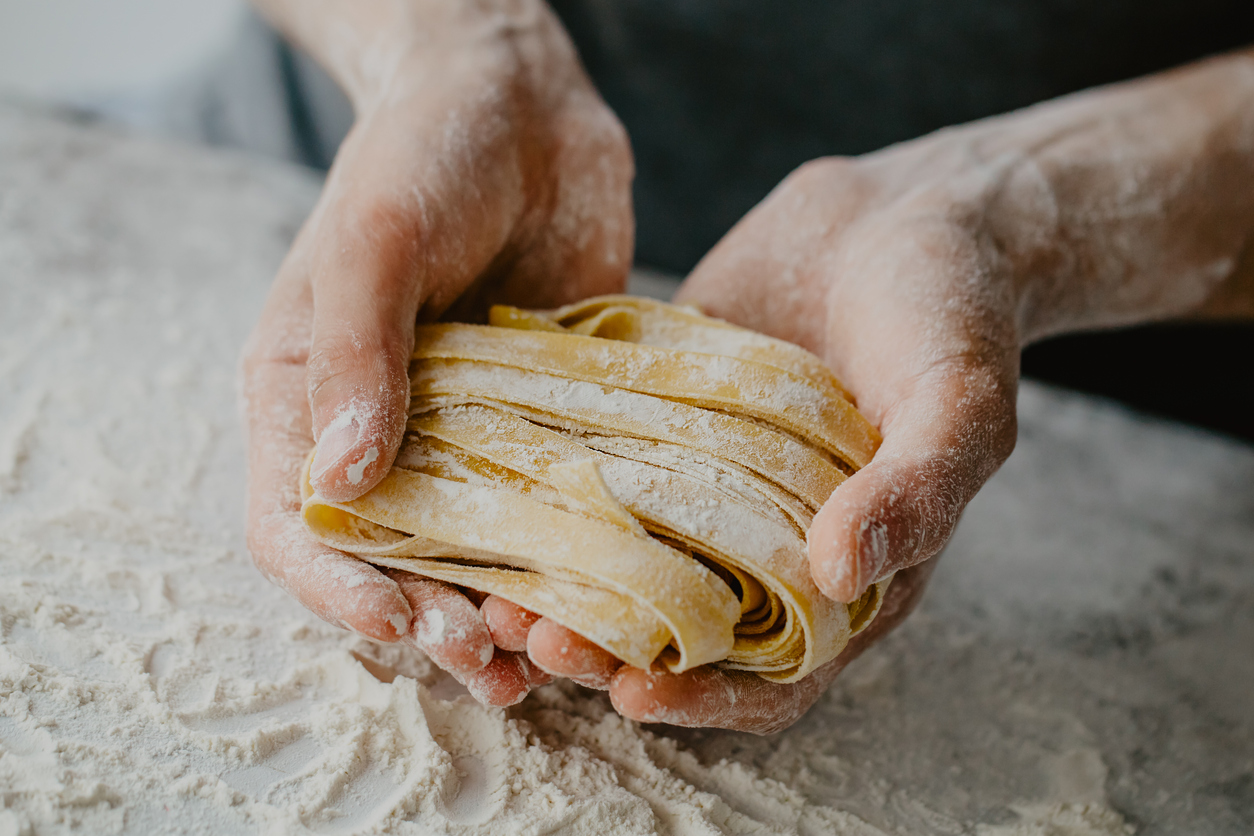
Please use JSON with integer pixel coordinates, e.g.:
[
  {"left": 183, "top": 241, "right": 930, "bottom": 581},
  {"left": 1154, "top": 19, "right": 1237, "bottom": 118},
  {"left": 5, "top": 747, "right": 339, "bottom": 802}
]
[
  {"left": 306, "top": 338, "right": 359, "bottom": 388},
  {"left": 565, "top": 94, "right": 632, "bottom": 157},
  {"left": 239, "top": 323, "right": 301, "bottom": 373},
  {"left": 238, "top": 315, "right": 312, "bottom": 394},
  {"left": 305, "top": 357, "right": 356, "bottom": 410},
  {"left": 588, "top": 103, "right": 632, "bottom": 160},
  {"left": 786, "top": 155, "right": 855, "bottom": 190},
  {"left": 550, "top": 101, "right": 635, "bottom": 204},
  {"left": 306, "top": 331, "right": 409, "bottom": 401}
]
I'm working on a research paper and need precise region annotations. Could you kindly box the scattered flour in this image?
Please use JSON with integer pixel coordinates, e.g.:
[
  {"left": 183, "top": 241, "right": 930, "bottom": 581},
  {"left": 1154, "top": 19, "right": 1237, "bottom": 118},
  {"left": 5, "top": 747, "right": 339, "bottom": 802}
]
[{"left": 2, "top": 103, "right": 1252, "bottom": 835}]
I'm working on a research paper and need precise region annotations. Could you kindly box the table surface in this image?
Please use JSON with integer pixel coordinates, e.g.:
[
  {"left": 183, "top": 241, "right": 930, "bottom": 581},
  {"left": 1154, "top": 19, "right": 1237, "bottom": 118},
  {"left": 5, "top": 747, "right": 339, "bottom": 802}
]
[{"left": 1, "top": 101, "right": 1251, "bottom": 836}]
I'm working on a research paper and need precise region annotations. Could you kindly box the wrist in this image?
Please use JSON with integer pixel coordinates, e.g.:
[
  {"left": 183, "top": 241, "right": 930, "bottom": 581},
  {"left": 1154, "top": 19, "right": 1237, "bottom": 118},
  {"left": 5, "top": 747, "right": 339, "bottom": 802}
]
[
  {"left": 250, "top": 0, "right": 562, "bottom": 112},
  {"left": 856, "top": 48, "right": 1254, "bottom": 344},
  {"left": 941, "top": 51, "right": 1254, "bottom": 342}
]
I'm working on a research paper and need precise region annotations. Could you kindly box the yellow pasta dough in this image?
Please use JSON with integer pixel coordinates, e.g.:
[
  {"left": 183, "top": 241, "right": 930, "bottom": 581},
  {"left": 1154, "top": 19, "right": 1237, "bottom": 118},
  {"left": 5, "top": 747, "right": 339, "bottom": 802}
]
[{"left": 300, "top": 295, "right": 890, "bottom": 683}]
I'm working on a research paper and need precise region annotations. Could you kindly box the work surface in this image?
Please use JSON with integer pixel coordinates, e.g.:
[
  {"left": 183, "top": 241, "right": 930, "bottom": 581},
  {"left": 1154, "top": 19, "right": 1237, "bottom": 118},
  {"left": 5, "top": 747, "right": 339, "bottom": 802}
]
[{"left": 1, "top": 102, "right": 1251, "bottom": 836}]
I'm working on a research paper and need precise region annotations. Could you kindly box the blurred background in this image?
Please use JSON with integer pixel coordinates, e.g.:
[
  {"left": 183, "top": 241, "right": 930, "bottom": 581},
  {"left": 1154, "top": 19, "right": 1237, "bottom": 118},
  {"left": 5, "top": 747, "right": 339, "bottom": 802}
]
[{"left": 0, "top": 0, "right": 242, "bottom": 114}]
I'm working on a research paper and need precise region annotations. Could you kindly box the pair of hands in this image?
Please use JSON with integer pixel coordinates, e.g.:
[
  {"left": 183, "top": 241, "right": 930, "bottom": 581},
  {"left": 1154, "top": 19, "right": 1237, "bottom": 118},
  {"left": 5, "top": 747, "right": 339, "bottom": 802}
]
[{"left": 241, "top": 0, "right": 1254, "bottom": 733}]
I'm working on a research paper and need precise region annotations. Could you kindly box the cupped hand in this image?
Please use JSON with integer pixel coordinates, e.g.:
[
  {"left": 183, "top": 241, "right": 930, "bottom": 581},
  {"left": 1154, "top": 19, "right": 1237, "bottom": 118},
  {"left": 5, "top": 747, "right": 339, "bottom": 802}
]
[
  {"left": 526, "top": 135, "right": 1026, "bottom": 731},
  {"left": 239, "top": 0, "right": 632, "bottom": 705},
  {"left": 679, "top": 146, "right": 1025, "bottom": 607}
]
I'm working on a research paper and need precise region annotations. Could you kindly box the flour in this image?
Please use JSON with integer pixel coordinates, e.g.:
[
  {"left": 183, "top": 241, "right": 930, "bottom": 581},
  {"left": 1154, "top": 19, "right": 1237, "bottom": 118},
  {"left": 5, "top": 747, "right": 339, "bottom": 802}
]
[
  {"left": 417, "top": 609, "right": 450, "bottom": 645},
  {"left": 5, "top": 103, "right": 1253, "bottom": 835},
  {"left": 346, "top": 447, "right": 380, "bottom": 485}
]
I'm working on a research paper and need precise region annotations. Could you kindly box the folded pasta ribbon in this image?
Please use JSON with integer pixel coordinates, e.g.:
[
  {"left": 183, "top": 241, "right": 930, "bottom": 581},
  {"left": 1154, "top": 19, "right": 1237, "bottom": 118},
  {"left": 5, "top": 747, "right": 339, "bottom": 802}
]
[{"left": 301, "top": 295, "right": 890, "bottom": 683}]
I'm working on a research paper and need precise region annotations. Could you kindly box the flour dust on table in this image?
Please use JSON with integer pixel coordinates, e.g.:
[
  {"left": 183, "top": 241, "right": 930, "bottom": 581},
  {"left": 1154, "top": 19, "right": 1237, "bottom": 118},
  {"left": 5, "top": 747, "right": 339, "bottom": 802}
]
[{"left": 3, "top": 102, "right": 1252, "bottom": 835}]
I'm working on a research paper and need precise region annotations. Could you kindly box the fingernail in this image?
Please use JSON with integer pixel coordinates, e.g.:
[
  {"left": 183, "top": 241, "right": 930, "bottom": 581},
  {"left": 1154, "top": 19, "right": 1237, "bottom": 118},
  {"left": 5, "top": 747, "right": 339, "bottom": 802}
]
[
  {"left": 311, "top": 410, "right": 362, "bottom": 483},
  {"left": 856, "top": 520, "right": 890, "bottom": 596}
]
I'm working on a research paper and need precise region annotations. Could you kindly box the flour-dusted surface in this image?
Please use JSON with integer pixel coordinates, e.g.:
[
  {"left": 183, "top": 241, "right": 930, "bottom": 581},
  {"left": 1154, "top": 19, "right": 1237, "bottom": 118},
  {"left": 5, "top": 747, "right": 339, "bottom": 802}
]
[{"left": 1, "top": 102, "right": 1252, "bottom": 835}]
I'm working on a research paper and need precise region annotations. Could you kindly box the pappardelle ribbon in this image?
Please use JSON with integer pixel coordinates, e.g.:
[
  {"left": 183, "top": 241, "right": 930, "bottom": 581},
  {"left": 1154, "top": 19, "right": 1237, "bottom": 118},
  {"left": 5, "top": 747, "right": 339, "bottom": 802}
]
[{"left": 301, "top": 295, "right": 889, "bottom": 683}]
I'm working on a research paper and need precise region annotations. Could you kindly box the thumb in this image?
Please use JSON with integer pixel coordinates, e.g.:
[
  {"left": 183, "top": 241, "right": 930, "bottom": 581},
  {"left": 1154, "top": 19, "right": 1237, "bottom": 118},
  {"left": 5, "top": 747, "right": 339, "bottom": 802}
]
[
  {"left": 302, "top": 177, "right": 422, "bottom": 503},
  {"left": 302, "top": 108, "right": 522, "bottom": 501},
  {"left": 305, "top": 291, "right": 414, "bottom": 503},
  {"left": 808, "top": 355, "right": 1019, "bottom": 603}
]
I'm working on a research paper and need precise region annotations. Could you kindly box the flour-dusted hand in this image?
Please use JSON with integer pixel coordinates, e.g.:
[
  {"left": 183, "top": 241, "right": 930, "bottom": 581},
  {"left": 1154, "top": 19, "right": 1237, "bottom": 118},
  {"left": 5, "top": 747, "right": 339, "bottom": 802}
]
[
  {"left": 239, "top": 0, "right": 632, "bottom": 705},
  {"left": 679, "top": 51, "right": 1254, "bottom": 611},
  {"left": 531, "top": 50, "right": 1254, "bottom": 732}
]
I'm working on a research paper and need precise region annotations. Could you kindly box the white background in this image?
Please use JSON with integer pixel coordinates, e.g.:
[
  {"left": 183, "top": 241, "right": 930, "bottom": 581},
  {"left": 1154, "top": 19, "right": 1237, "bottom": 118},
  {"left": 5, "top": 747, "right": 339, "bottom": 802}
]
[{"left": 0, "top": 0, "right": 243, "bottom": 102}]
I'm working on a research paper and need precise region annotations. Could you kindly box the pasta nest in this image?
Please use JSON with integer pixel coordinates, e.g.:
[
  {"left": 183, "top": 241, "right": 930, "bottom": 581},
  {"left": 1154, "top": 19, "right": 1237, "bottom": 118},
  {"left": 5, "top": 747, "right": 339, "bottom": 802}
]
[{"left": 301, "top": 296, "right": 888, "bottom": 683}]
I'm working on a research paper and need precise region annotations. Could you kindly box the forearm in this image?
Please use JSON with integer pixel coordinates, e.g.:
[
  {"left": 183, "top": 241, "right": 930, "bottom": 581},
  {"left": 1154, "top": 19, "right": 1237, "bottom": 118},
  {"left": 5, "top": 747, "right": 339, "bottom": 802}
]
[
  {"left": 1011, "top": 48, "right": 1254, "bottom": 336},
  {"left": 875, "top": 48, "right": 1254, "bottom": 341}
]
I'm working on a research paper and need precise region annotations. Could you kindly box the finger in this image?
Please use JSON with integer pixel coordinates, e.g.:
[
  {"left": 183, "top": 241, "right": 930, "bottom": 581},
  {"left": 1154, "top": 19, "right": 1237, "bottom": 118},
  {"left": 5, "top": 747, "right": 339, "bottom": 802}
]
[
  {"left": 241, "top": 273, "right": 411, "bottom": 642},
  {"left": 808, "top": 356, "right": 1017, "bottom": 603},
  {"left": 610, "top": 559, "right": 936, "bottom": 734},
  {"left": 304, "top": 101, "right": 525, "bottom": 502},
  {"left": 248, "top": 513, "right": 412, "bottom": 642},
  {"left": 462, "top": 649, "right": 534, "bottom": 707},
  {"left": 299, "top": 139, "right": 422, "bottom": 503},
  {"left": 610, "top": 666, "right": 823, "bottom": 735},
  {"left": 480, "top": 595, "right": 543, "bottom": 653},
  {"left": 384, "top": 571, "right": 494, "bottom": 678},
  {"left": 526, "top": 617, "right": 622, "bottom": 690}
]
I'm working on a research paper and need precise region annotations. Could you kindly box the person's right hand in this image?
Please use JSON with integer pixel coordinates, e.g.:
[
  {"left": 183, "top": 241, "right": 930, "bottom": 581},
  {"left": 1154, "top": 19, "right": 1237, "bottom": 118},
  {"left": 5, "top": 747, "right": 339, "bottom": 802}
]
[{"left": 239, "top": 0, "right": 632, "bottom": 704}]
